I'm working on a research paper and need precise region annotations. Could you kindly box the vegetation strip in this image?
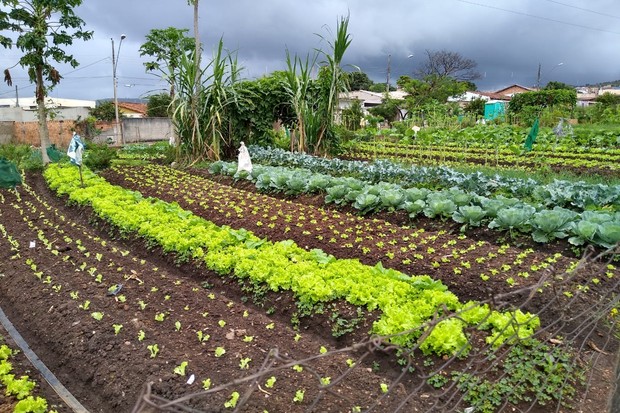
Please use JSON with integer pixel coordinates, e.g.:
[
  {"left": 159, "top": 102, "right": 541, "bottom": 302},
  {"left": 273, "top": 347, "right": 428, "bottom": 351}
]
[
  {"left": 209, "top": 159, "right": 620, "bottom": 248},
  {"left": 105, "top": 163, "right": 585, "bottom": 300},
  {"left": 0, "top": 305, "right": 87, "bottom": 412},
  {"left": 45, "top": 163, "right": 538, "bottom": 354},
  {"left": 248, "top": 145, "right": 620, "bottom": 211}
]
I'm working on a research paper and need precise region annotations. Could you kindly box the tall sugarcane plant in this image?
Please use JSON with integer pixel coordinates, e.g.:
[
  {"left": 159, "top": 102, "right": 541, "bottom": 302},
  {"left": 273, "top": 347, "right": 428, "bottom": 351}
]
[
  {"left": 314, "top": 14, "right": 352, "bottom": 155},
  {"left": 283, "top": 50, "right": 316, "bottom": 153},
  {"left": 282, "top": 15, "right": 352, "bottom": 155},
  {"left": 172, "top": 38, "right": 243, "bottom": 162}
]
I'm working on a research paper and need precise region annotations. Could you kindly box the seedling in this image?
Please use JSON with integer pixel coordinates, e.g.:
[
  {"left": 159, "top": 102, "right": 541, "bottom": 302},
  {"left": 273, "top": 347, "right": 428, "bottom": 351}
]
[
  {"left": 113, "top": 324, "right": 123, "bottom": 335},
  {"left": 214, "top": 347, "right": 226, "bottom": 357},
  {"left": 218, "top": 320, "right": 226, "bottom": 328},
  {"left": 224, "top": 391, "right": 239, "bottom": 408},
  {"left": 293, "top": 389, "right": 305, "bottom": 403},
  {"left": 91, "top": 312, "right": 104, "bottom": 321},
  {"left": 266, "top": 323, "right": 275, "bottom": 330},
  {"left": 175, "top": 321, "right": 181, "bottom": 331},
  {"left": 155, "top": 313, "right": 165, "bottom": 322},
  {"left": 242, "top": 336, "right": 253, "bottom": 343},
  {"left": 147, "top": 344, "right": 159, "bottom": 358},
  {"left": 138, "top": 330, "right": 145, "bottom": 341},
  {"left": 197, "top": 331, "right": 210, "bottom": 343},
  {"left": 137, "top": 300, "right": 147, "bottom": 310},
  {"left": 174, "top": 361, "right": 188, "bottom": 376},
  {"left": 239, "top": 357, "right": 251, "bottom": 370},
  {"left": 70, "top": 291, "right": 79, "bottom": 300},
  {"left": 265, "top": 376, "right": 276, "bottom": 388},
  {"left": 202, "top": 378, "right": 212, "bottom": 390},
  {"left": 380, "top": 383, "right": 389, "bottom": 393}
]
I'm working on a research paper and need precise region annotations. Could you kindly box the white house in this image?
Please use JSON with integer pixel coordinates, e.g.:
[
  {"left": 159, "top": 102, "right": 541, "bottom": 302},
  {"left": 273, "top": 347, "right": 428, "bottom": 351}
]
[{"left": 0, "top": 96, "right": 95, "bottom": 122}]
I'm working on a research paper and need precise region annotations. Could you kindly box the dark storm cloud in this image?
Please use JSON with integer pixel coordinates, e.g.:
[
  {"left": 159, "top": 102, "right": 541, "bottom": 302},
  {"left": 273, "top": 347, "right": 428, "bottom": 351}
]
[{"left": 1, "top": 0, "right": 619, "bottom": 101}]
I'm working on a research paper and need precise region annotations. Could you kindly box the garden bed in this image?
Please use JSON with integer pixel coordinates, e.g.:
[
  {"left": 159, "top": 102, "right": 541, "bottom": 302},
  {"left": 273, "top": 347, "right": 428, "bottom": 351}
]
[{"left": 0, "top": 167, "right": 618, "bottom": 412}]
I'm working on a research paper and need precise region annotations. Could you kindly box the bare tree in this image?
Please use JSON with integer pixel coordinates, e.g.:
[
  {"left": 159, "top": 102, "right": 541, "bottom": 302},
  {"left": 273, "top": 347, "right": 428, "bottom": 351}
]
[{"left": 416, "top": 49, "right": 481, "bottom": 82}]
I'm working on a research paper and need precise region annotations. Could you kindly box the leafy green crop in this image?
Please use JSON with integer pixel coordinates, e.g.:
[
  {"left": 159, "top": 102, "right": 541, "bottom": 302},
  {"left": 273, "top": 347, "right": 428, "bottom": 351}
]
[{"left": 45, "top": 163, "right": 541, "bottom": 355}]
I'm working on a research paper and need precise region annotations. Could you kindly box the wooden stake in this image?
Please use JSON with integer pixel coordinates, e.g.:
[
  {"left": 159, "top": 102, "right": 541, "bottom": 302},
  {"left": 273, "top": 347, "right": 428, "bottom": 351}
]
[{"left": 78, "top": 165, "right": 84, "bottom": 187}]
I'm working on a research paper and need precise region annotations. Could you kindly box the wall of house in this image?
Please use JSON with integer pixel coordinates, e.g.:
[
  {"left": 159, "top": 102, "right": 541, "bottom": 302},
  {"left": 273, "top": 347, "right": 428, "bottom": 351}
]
[
  {"left": 0, "top": 107, "right": 91, "bottom": 122},
  {"left": 0, "top": 118, "right": 172, "bottom": 148},
  {"left": 0, "top": 120, "right": 77, "bottom": 148}
]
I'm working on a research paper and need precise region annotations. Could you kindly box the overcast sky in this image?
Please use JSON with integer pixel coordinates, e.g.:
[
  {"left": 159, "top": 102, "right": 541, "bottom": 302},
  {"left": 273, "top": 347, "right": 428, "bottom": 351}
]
[{"left": 1, "top": 0, "right": 619, "bottom": 102}]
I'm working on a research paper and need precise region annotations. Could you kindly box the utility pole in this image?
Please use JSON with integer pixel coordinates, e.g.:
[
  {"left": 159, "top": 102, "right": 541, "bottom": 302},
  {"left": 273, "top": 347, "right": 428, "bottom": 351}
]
[
  {"left": 14, "top": 85, "right": 19, "bottom": 107},
  {"left": 536, "top": 62, "right": 541, "bottom": 90},
  {"left": 386, "top": 54, "right": 391, "bottom": 93},
  {"left": 111, "top": 34, "right": 126, "bottom": 145}
]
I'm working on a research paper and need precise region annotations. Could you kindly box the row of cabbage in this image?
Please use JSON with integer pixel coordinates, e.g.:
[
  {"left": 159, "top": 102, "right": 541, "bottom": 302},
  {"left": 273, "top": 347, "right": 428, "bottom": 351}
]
[
  {"left": 247, "top": 146, "right": 620, "bottom": 212},
  {"left": 210, "top": 161, "right": 620, "bottom": 249},
  {"left": 43, "top": 163, "right": 538, "bottom": 356}
]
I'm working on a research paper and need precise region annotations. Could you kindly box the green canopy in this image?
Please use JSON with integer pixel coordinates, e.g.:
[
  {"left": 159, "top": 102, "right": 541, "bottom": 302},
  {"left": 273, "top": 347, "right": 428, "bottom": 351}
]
[{"left": 0, "top": 157, "right": 22, "bottom": 188}]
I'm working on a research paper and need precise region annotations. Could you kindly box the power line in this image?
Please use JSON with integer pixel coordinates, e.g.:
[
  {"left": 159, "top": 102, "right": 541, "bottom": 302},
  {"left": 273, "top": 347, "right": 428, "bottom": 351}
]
[
  {"left": 454, "top": 0, "right": 620, "bottom": 35},
  {"left": 540, "top": 0, "right": 620, "bottom": 20}
]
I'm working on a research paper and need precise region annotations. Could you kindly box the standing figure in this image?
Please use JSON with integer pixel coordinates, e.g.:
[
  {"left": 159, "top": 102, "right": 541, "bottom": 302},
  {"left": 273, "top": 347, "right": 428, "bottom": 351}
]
[{"left": 237, "top": 141, "right": 252, "bottom": 173}]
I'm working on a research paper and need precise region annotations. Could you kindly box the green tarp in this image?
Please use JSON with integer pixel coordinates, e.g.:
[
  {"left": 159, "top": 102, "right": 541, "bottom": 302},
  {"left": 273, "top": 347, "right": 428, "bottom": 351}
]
[
  {"left": 524, "top": 117, "right": 540, "bottom": 152},
  {"left": 0, "top": 157, "right": 22, "bottom": 188}
]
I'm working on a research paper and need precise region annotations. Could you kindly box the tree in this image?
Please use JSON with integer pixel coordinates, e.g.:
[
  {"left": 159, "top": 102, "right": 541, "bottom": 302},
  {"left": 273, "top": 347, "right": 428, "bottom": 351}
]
[
  {"left": 0, "top": 0, "right": 92, "bottom": 164},
  {"left": 89, "top": 101, "right": 116, "bottom": 121},
  {"left": 544, "top": 81, "right": 574, "bottom": 91},
  {"left": 139, "top": 27, "right": 195, "bottom": 98},
  {"left": 464, "top": 97, "right": 485, "bottom": 118},
  {"left": 416, "top": 49, "right": 481, "bottom": 82},
  {"left": 146, "top": 93, "right": 172, "bottom": 117},
  {"left": 347, "top": 71, "right": 373, "bottom": 91},
  {"left": 369, "top": 83, "right": 393, "bottom": 93},
  {"left": 595, "top": 92, "right": 620, "bottom": 106},
  {"left": 397, "top": 74, "right": 469, "bottom": 108}
]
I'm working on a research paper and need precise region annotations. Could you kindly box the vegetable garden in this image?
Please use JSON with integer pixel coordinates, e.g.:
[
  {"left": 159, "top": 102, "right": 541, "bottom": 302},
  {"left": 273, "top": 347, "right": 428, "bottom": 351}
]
[{"left": 0, "top": 139, "right": 618, "bottom": 412}]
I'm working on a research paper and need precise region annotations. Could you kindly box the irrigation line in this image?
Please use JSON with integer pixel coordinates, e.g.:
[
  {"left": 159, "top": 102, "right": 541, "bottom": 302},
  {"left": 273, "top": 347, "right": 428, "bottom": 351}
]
[{"left": 0, "top": 305, "right": 90, "bottom": 413}]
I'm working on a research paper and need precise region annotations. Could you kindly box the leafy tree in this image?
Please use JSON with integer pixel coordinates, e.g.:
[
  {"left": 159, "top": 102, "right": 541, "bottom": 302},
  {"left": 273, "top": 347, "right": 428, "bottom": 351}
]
[
  {"left": 146, "top": 93, "right": 172, "bottom": 117},
  {"left": 464, "top": 98, "right": 485, "bottom": 118},
  {"left": 347, "top": 71, "right": 373, "bottom": 91},
  {"left": 0, "top": 0, "right": 92, "bottom": 164},
  {"left": 508, "top": 89, "right": 577, "bottom": 113},
  {"left": 416, "top": 49, "right": 481, "bottom": 82},
  {"left": 595, "top": 92, "right": 620, "bottom": 106},
  {"left": 397, "top": 74, "right": 469, "bottom": 109},
  {"left": 544, "top": 81, "right": 574, "bottom": 91},
  {"left": 369, "top": 83, "right": 394, "bottom": 93},
  {"left": 341, "top": 99, "right": 364, "bottom": 130},
  {"left": 228, "top": 72, "right": 294, "bottom": 147},
  {"left": 139, "top": 27, "right": 194, "bottom": 98},
  {"left": 368, "top": 98, "right": 402, "bottom": 125},
  {"left": 89, "top": 101, "right": 116, "bottom": 121}
]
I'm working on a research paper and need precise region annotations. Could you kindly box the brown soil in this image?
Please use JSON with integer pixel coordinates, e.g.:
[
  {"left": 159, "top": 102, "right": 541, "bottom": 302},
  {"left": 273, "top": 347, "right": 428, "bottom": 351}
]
[{"left": 0, "top": 167, "right": 617, "bottom": 413}]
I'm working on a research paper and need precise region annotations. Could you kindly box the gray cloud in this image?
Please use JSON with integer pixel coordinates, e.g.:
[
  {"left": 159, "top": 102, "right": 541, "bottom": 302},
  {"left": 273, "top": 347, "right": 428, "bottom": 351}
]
[{"left": 1, "top": 0, "right": 619, "bottom": 101}]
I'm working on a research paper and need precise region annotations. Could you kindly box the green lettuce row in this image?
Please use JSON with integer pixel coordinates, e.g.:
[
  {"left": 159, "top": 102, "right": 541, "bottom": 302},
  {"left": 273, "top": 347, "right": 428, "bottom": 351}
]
[{"left": 44, "top": 164, "right": 539, "bottom": 355}]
